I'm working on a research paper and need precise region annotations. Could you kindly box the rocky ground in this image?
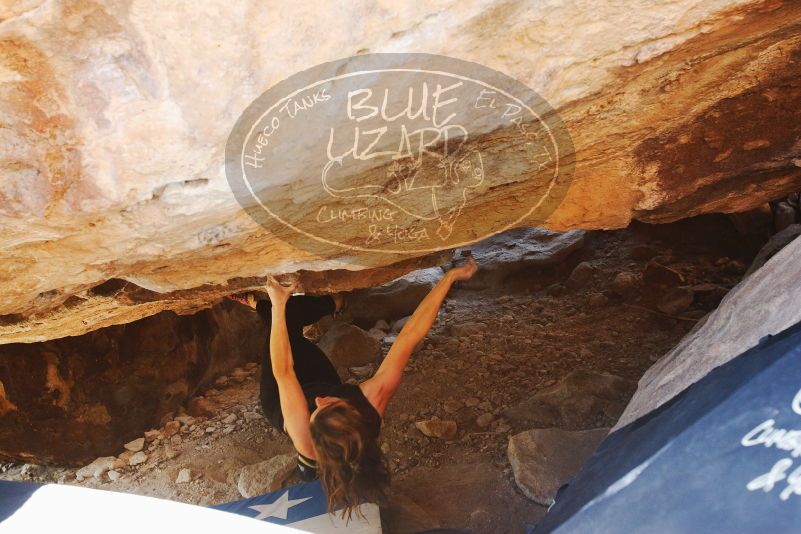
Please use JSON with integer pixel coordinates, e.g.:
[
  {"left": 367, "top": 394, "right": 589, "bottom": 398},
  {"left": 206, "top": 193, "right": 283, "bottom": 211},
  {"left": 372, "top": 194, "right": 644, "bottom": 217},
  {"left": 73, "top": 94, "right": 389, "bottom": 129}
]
[{"left": 0, "top": 215, "right": 758, "bottom": 533}]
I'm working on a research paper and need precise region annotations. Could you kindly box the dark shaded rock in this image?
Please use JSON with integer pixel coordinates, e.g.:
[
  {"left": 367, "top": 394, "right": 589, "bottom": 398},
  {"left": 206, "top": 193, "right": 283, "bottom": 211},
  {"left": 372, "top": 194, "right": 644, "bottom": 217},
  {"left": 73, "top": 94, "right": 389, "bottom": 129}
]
[
  {"left": 745, "top": 224, "right": 801, "bottom": 276},
  {"left": 587, "top": 293, "right": 609, "bottom": 308},
  {"left": 454, "top": 227, "right": 585, "bottom": 290},
  {"left": 318, "top": 323, "right": 380, "bottom": 368},
  {"left": 566, "top": 262, "right": 595, "bottom": 290},
  {"left": 186, "top": 397, "right": 218, "bottom": 418},
  {"left": 629, "top": 245, "right": 659, "bottom": 261},
  {"left": 611, "top": 272, "right": 640, "bottom": 298},
  {"left": 728, "top": 204, "right": 774, "bottom": 247},
  {"left": 657, "top": 286, "right": 695, "bottom": 315},
  {"left": 391, "top": 462, "right": 546, "bottom": 532},
  {"left": 0, "top": 301, "right": 264, "bottom": 465},
  {"left": 503, "top": 370, "right": 636, "bottom": 430},
  {"left": 508, "top": 427, "right": 609, "bottom": 505},
  {"left": 616, "top": 233, "right": 801, "bottom": 431},
  {"left": 346, "top": 267, "right": 444, "bottom": 327},
  {"left": 773, "top": 201, "right": 798, "bottom": 232},
  {"left": 643, "top": 260, "right": 685, "bottom": 288}
]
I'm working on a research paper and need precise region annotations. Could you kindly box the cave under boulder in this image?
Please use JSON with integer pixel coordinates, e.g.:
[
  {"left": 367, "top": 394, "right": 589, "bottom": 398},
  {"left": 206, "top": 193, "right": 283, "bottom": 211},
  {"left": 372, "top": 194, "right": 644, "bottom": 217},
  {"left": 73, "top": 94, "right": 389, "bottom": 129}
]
[{"left": 0, "top": 301, "right": 265, "bottom": 466}]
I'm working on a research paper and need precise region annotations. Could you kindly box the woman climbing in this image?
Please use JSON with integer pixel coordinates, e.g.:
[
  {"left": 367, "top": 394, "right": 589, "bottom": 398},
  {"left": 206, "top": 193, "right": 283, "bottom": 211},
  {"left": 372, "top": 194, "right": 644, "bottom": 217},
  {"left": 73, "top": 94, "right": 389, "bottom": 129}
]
[{"left": 229, "top": 255, "right": 477, "bottom": 519}]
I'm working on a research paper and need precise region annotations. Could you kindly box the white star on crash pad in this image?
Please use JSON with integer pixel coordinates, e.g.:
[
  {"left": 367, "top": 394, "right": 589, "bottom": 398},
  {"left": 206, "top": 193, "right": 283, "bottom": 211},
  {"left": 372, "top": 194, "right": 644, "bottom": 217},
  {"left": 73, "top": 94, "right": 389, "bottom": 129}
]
[{"left": 248, "top": 491, "right": 312, "bottom": 521}]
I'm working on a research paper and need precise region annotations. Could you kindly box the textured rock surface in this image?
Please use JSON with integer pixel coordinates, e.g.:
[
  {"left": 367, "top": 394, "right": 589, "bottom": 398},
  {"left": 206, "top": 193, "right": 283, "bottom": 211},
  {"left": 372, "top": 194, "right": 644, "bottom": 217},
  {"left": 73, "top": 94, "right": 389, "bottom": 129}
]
[
  {"left": 615, "top": 231, "right": 801, "bottom": 430},
  {"left": 0, "top": 300, "right": 265, "bottom": 465},
  {"left": 1, "top": 0, "right": 800, "bottom": 343},
  {"left": 508, "top": 427, "right": 609, "bottom": 505},
  {"left": 318, "top": 322, "right": 381, "bottom": 368},
  {"left": 504, "top": 370, "right": 636, "bottom": 431},
  {"left": 236, "top": 453, "right": 296, "bottom": 498}
]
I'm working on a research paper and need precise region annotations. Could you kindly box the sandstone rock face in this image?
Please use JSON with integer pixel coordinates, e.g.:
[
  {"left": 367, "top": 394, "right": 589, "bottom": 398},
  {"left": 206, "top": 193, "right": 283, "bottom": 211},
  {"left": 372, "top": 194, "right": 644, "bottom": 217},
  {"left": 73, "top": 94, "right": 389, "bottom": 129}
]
[
  {"left": 0, "top": 301, "right": 265, "bottom": 465},
  {"left": 615, "top": 230, "right": 801, "bottom": 430},
  {"left": 0, "top": 1, "right": 800, "bottom": 343}
]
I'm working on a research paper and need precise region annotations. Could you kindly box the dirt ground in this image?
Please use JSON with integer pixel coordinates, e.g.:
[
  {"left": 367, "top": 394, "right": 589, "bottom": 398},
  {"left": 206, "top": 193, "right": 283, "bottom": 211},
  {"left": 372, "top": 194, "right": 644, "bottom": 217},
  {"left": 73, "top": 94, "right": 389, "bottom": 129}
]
[{"left": 1, "top": 215, "right": 756, "bottom": 533}]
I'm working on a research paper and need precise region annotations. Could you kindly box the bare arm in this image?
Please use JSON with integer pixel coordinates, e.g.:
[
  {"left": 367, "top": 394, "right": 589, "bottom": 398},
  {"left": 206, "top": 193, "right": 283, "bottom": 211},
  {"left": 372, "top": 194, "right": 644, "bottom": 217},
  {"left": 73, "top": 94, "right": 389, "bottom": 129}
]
[
  {"left": 362, "top": 256, "right": 477, "bottom": 415},
  {"left": 266, "top": 279, "right": 316, "bottom": 459}
]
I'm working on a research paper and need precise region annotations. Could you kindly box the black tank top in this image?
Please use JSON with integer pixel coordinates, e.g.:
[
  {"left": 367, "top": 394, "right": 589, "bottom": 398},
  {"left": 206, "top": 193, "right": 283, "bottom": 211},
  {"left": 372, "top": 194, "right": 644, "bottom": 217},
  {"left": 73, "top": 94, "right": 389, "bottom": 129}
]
[{"left": 294, "top": 382, "right": 382, "bottom": 481}]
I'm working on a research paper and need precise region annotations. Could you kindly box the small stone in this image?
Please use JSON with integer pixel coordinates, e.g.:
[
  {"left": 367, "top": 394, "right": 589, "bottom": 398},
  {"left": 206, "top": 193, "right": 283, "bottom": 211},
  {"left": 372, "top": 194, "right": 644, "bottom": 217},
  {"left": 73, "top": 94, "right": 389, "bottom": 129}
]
[
  {"left": 391, "top": 316, "right": 411, "bottom": 334},
  {"left": 107, "top": 469, "right": 121, "bottom": 481},
  {"left": 214, "top": 376, "right": 229, "bottom": 387},
  {"left": 566, "top": 262, "right": 594, "bottom": 290},
  {"left": 415, "top": 419, "right": 458, "bottom": 440},
  {"left": 176, "top": 468, "right": 192, "bottom": 484},
  {"left": 657, "top": 286, "right": 695, "bottom": 315},
  {"left": 163, "top": 420, "right": 181, "bottom": 438},
  {"left": 587, "top": 293, "right": 609, "bottom": 307},
  {"left": 124, "top": 437, "right": 145, "bottom": 452},
  {"left": 223, "top": 425, "right": 235, "bottom": 434},
  {"left": 443, "top": 400, "right": 463, "bottom": 413},
  {"left": 174, "top": 415, "right": 195, "bottom": 426},
  {"left": 163, "top": 442, "right": 179, "bottom": 459},
  {"left": 112, "top": 452, "right": 132, "bottom": 470},
  {"left": 643, "top": 260, "right": 685, "bottom": 288},
  {"left": 128, "top": 452, "right": 148, "bottom": 466},
  {"left": 373, "top": 319, "right": 390, "bottom": 331},
  {"left": 231, "top": 367, "right": 249, "bottom": 382},
  {"left": 464, "top": 397, "right": 480, "bottom": 407},
  {"left": 222, "top": 413, "right": 237, "bottom": 425},
  {"left": 170, "top": 434, "right": 182, "bottom": 447},
  {"left": 611, "top": 272, "right": 639, "bottom": 297},
  {"left": 144, "top": 429, "right": 162, "bottom": 441},
  {"left": 243, "top": 411, "right": 262, "bottom": 421},
  {"left": 476, "top": 413, "right": 494, "bottom": 428}
]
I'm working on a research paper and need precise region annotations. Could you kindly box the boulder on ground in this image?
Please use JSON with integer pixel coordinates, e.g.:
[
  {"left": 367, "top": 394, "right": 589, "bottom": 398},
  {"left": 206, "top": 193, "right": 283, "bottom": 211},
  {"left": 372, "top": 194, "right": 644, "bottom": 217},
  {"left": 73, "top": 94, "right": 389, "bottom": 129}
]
[
  {"left": 503, "top": 369, "right": 636, "bottom": 430},
  {"left": 237, "top": 453, "right": 296, "bottom": 498},
  {"left": 508, "top": 427, "right": 609, "bottom": 505},
  {"left": 318, "top": 323, "right": 381, "bottom": 368}
]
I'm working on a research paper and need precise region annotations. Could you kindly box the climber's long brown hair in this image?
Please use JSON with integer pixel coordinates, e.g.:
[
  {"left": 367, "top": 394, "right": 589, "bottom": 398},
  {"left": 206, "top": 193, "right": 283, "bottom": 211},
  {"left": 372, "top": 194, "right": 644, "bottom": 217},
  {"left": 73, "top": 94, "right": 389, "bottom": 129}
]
[{"left": 310, "top": 399, "right": 390, "bottom": 521}]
